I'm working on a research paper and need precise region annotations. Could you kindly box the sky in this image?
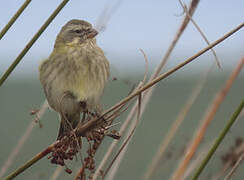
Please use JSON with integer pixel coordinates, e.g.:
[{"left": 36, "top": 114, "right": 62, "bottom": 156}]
[{"left": 0, "top": 0, "right": 244, "bottom": 78}]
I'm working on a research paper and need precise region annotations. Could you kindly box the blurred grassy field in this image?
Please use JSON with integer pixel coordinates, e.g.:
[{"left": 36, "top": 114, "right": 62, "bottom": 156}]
[{"left": 1, "top": 72, "right": 244, "bottom": 180}]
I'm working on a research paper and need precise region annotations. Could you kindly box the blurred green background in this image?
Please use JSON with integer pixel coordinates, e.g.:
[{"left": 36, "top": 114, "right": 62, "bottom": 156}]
[
  {"left": 1, "top": 68, "right": 244, "bottom": 179},
  {"left": 1, "top": 1, "right": 244, "bottom": 179}
]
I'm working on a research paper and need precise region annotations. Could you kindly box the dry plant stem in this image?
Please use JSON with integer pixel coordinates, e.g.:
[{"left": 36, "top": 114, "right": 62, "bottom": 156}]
[
  {"left": 193, "top": 97, "right": 244, "bottom": 180},
  {"left": 3, "top": 143, "right": 57, "bottom": 180},
  {"left": 93, "top": 50, "right": 148, "bottom": 180},
  {"left": 98, "top": 22, "right": 244, "bottom": 131},
  {"left": 224, "top": 151, "right": 244, "bottom": 180},
  {"left": 102, "top": 0, "right": 201, "bottom": 120},
  {"left": 104, "top": 54, "right": 146, "bottom": 180},
  {"left": 213, "top": 161, "right": 232, "bottom": 180},
  {"left": 92, "top": 85, "right": 143, "bottom": 180},
  {"left": 178, "top": 0, "right": 221, "bottom": 68},
  {"left": 92, "top": 20, "right": 243, "bottom": 179},
  {"left": 50, "top": 166, "right": 63, "bottom": 180},
  {"left": 106, "top": 94, "right": 143, "bottom": 180},
  {"left": 215, "top": 142, "right": 244, "bottom": 180},
  {"left": 0, "top": 0, "right": 70, "bottom": 87},
  {"left": 150, "top": 0, "right": 199, "bottom": 81},
  {"left": 173, "top": 57, "right": 244, "bottom": 180},
  {"left": 5, "top": 100, "right": 127, "bottom": 180},
  {"left": 0, "top": 100, "right": 48, "bottom": 179},
  {"left": 143, "top": 64, "right": 212, "bottom": 180},
  {"left": 102, "top": 93, "right": 142, "bottom": 180},
  {"left": 0, "top": 0, "right": 32, "bottom": 40},
  {"left": 3, "top": 23, "right": 243, "bottom": 180},
  {"left": 75, "top": 99, "right": 130, "bottom": 179},
  {"left": 95, "top": 1, "right": 200, "bottom": 179},
  {"left": 183, "top": 141, "right": 214, "bottom": 179}
]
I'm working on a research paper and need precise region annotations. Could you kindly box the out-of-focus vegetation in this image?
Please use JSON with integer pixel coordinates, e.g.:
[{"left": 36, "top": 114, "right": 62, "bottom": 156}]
[{"left": 1, "top": 72, "right": 244, "bottom": 179}]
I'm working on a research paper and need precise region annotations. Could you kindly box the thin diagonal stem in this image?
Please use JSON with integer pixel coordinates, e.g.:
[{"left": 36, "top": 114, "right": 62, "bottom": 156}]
[
  {"left": 0, "top": 0, "right": 32, "bottom": 40},
  {"left": 192, "top": 98, "right": 244, "bottom": 180},
  {"left": 173, "top": 56, "right": 244, "bottom": 180},
  {"left": 3, "top": 143, "right": 56, "bottom": 180},
  {"left": 0, "top": 100, "right": 48, "bottom": 179},
  {"left": 100, "top": 22, "right": 244, "bottom": 120},
  {"left": 144, "top": 64, "right": 212, "bottom": 180},
  {"left": 0, "top": 0, "right": 70, "bottom": 87},
  {"left": 224, "top": 151, "right": 244, "bottom": 180},
  {"left": 94, "top": 1, "right": 200, "bottom": 179}
]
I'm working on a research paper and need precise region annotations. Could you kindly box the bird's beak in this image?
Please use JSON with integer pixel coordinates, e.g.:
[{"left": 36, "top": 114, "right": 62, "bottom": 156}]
[{"left": 87, "top": 28, "right": 98, "bottom": 39}]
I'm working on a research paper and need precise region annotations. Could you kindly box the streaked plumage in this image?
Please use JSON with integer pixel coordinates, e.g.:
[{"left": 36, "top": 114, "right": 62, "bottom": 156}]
[{"left": 39, "top": 19, "right": 109, "bottom": 139}]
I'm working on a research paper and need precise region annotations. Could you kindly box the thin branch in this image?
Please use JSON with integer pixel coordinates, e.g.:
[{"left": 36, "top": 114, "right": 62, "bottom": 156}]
[
  {"left": 92, "top": 21, "right": 243, "bottom": 179},
  {"left": 74, "top": 94, "right": 132, "bottom": 180},
  {"left": 95, "top": 1, "right": 201, "bottom": 179},
  {"left": 173, "top": 56, "right": 244, "bottom": 180},
  {"left": 224, "top": 146, "right": 244, "bottom": 180},
  {"left": 3, "top": 22, "right": 244, "bottom": 180},
  {"left": 0, "top": 0, "right": 32, "bottom": 40},
  {"left": 224, "top": 152, "right": 244, "bottom": 180},
  {"left": 0, "top": 100, "right": 48, "bottom": 179},
  {"left": 183, "top": 140, "right": 214, "bottom": 179},
  {"left": 0, "top": 0, "right": 71, "bottom": 87},
  {"left": 213, "top": 141, "right": 244, "bottom": 180},
  {"left": 102, "top": 92, "right": 143, "bottom": 180},
  {"left": 99, "top": 21, "right": 244, "bottom": 123},
  {"left": 106, "top": 91, "right": 144, "bottom": 180},
  {"left": 3, "top": 142, "right": 57, "bottom": 180},
  {"left": 92, "top": 85, "right": 142, "bottom": 180},
  {"left": 143, "top": 64, "right": 213, "bottom": 180},
  {"left": 92, "top": 49, "right": 149, "bottom": 180},
  {"left": 178, "top": 0, "right": 221, "bottom": 68},
  {"left": 193, "top": 97, "right": 244, "bottom": 180},
  {"left": 139, "top": 49, "right": 149, "bottom": 84}
]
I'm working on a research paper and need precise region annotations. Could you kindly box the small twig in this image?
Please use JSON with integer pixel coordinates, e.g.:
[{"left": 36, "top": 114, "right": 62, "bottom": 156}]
[
  {"left": 183, "top": 141, "right": 214, "bottom": 179},
  {"left": 224, "top": 151, "right": 244, "bottom": 180},
  {"left": 143, "top": 64, "right": 212, "bottom": 180},
  {"left": 213, "top": 161, "right": 232, "bottom": 180},
  {"left": 99, "top": 21, "right": 244, "bottom": 127},
  {"left": 178, "top": 0, "right": 221, "bottom": 68},
  {"left": 192, "top": 97, "right": 244, "bottom": 180},
  {"left": 74, "top": 93, "right": 132, "bottom": 179},
  {"left": 104, "top": 50, "right": 148, "bottom": 179},
  {"left": 93, "top": 22, "right": 243, "bottom": 180},
  {"left": 0, "top": 0, "right": 71, "bottom": 86},
  {"left": 3, "top": 23, "right": 244, "bottom": 180},
  {"left": 0, "top": 100, "right": 48, "bottom": 179},
  {"left": 3, "top": 142, "right": 57, "bottom": 180},
  {"left": 0, "top": 0, "right": 32, "bottom": 40},
  {"left": 102, "top": 92, "right": 143, "bottom": 180},
  {"left": 92, "top": 82, "right": 144, "bottom": 180},
  {"left": 93, "top": 49, "right": 148, "bottom": 180},
  {"left": 184, "top": 56, "right": 244, "bottom": 180},
  {"left": 139, "top": 49, "right": 149, "bottom": 84}
]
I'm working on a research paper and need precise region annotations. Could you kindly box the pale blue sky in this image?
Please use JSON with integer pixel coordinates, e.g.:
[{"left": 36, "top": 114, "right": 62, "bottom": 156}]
[{"left": 1, "top": 0, "right": 244, "bottom": 77}]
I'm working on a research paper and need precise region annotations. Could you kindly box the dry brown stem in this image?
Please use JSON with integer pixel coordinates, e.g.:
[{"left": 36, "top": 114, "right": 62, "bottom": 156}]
[
  {"left": 172, "top": 56, "right": 244, "bottom": 180},
  {"left": 0, "top": 100, "right": 48, "bottom": 179}
]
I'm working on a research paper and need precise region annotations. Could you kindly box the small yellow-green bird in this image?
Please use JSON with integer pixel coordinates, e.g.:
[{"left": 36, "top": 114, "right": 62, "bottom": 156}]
[{"left": 39, "top": 19, "right": 110, "bottom": 140}]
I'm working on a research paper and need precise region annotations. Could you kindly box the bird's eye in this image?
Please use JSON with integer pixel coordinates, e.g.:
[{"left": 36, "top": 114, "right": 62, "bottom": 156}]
[{"left": 74, "top": 29, "right": 82, "bottom": 33}]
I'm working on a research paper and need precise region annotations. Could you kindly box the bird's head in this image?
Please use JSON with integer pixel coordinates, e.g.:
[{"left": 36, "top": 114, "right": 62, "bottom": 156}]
[{"left": 55, "top": 19, "right": 98, "bottom": 47}]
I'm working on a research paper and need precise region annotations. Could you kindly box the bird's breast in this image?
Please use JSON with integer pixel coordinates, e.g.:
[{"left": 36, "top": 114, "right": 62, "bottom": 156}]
[{"left": 56, "top": 46, "right": 109, "bottom": 103}]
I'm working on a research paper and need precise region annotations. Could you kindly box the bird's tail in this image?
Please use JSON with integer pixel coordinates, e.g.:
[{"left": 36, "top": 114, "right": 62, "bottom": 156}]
[{"left": 57, "top": 113, "right": 80, "bottom": 140}]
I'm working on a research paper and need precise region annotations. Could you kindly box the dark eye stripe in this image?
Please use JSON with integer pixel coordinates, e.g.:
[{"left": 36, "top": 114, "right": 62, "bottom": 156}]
[{"left": 74, "top": 29, "right": 82, "bottom": 33}]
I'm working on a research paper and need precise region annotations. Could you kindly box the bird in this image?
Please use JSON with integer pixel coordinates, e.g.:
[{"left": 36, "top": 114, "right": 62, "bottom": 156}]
[{"left": 39, "top": 19, "right": 110, "bottom": 140}]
